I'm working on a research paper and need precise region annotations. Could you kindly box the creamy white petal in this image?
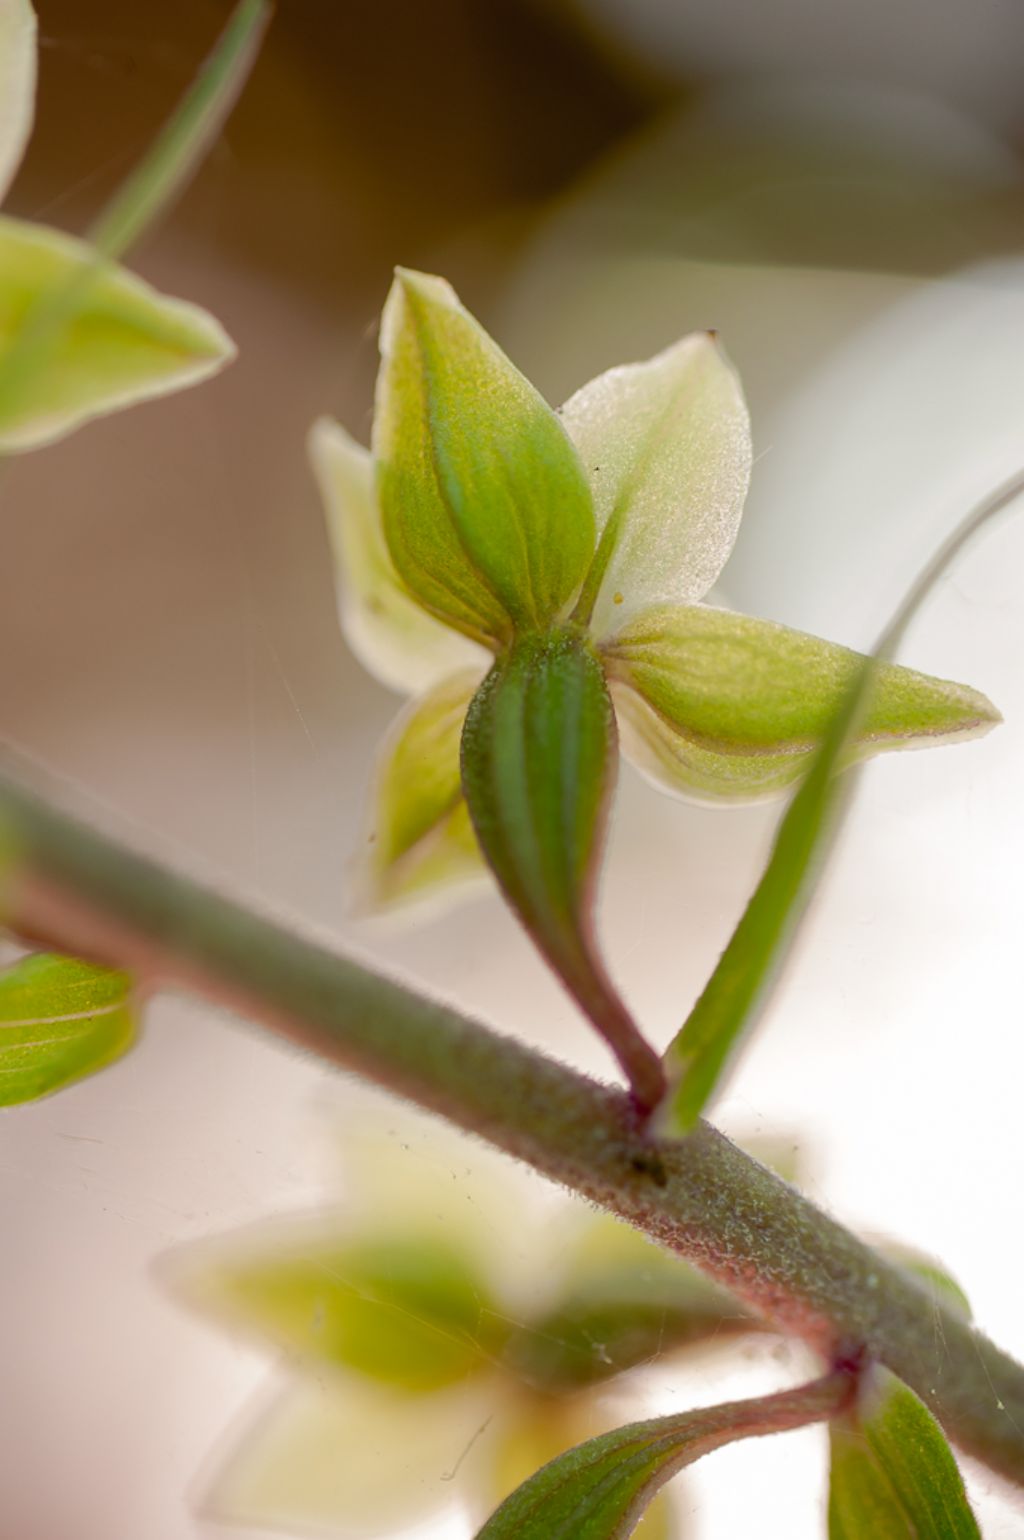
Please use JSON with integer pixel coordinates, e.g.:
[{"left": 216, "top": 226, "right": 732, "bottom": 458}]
[
  {"left": 310, "top": 415, "right": 487, "bottom": 695},
  {"left": 0, "top": 0, "right": 35, "bottom": 204},
  {"left": 205, "top": 1372, "right": 495, "bottom": 1538},
  {"left": 560, "top": 333, "right": 751, "bottom": 638}
]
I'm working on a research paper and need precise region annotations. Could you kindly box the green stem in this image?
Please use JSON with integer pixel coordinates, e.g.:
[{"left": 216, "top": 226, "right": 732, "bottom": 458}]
[{"left": 2, "top": 770, "right": 1023, "bottom": 1484}]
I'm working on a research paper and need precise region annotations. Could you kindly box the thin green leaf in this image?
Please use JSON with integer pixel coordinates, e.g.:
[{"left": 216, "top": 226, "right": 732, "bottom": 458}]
[
  {"left": 658, "top": 470, "right": 1023, "bottom": 1134},
  {"left": 829, "top": 1367, "right": 982, "bottom": 1538},
  {"left": 0, "top": 952, "right": 135, "bottom": 1105},
  {"left": 175, "top": 1230, "right": 502, "bottom": 1394},
  {"left": 374, "top": 269, "right": 595, "bottom": 646},
  {"left": 461, "top": 629, "right": 663, "bottom": 1109},
  {"left": 0, "top": 0, "right": 269, "bottom": 446},
  {"left": 476, "top": 1370, "right": 852, "bottom": 1538},
  {"left": 87, "top": 0, "right": 270, "bottom": 260}
]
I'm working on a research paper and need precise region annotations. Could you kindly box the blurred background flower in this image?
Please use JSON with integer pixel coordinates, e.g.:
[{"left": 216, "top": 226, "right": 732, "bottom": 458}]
[
  {"left": 2, "top": 3, "right": 1022, "bottom": 1537},
  {"left": 167, "top": 1116, "right": 779, "bottom": 1538}
]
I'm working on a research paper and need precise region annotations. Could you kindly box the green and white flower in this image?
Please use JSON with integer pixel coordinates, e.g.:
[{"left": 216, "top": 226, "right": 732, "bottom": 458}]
[
  {"left": 171, "top": 1118, "right": 762, "bottom": 1539},
  {"left": 0, "top": 0, "right": 233, "bottom": 451},
  {"left": 312, "top": 270, "right": 999, "bottom": 914}
]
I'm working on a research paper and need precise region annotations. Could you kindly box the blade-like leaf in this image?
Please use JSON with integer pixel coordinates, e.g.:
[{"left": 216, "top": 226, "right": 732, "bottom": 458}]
[
  {"left": 374, "top": 269, "right": 595, "bottom": 646},
  {"left": 0, "top": 952, "right": 135, "bottom": 1104},
  {"left": 604, "top": 604, "right": 998, "bottom": 805},
  {"left": 363, "top": 669, "right": 486, "bottom": 909},
  {"left": 309, "top": 416, "right": 486, "bottom": 696},
  {"left": 461, "top": 629, "right": 663, "bottom": 1109},
  {"left": 0, "top": 0, "right": 269, "bottom": 449},
  {"left": 562, "top": 333, "right": 751, "bottom": 638},
  {"left": 0, "top": 0, "right": 35, "bottom": 204},
  {"left": 85, "top": 0, "right": 270, "bottom": 260},
  {"left": 476, "top": 1370, "right": 851, "bottom": 1539},
  {"left": 829, "top": 1367, "right": 981, "bottom": 1538},
  {"left": 657, "top": 471, "right": 1021, "bottom": 1134},
  {"left": 176, "top": 1229, "right": 502, "bottom": 1393}
]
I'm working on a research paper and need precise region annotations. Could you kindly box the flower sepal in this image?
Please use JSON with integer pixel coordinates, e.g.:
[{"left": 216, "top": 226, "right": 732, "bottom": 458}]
[{"left": 461, "top": 627, "right": 663, "bottom": 1109}]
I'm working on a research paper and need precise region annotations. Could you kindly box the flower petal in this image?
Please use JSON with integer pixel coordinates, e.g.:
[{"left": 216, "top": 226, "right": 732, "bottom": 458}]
[
  {"left": 205, "top": 1373, "right": 491, "bottom": 1538},
  {"left": 310, "top": 416, "right": 487, "bottom": 695},
  {"left": 561, "top": 333, "right": 751, "bottom": 638},
  {"left": 175, "top": 1223, "right": 501, "bottom": 1393},
  {"left": 0, "top": 215, "right": 233, "bottom": 450},
  {"left": 362, "top": 669, "right": 486, "bottom": 909},
  {"left": 0, "top": 0, "right": 35, "bottom": 205},
  {"left": 374, "top": 268, "right": 595, "bottom": 646},
  {"left": 605, "top": 603, "right": 1000, "bottom": 804}
]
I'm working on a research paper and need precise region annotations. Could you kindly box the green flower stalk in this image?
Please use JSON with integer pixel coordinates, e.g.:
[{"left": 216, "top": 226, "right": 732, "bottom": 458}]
[{"left": 312, "top": 269, "right": 998, "bottom": 1108}]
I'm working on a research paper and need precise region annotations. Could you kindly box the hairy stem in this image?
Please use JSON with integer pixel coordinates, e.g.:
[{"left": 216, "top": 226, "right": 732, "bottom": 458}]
[{"left": 2, "top": 770, "right": 1024, "bottom": 1485}]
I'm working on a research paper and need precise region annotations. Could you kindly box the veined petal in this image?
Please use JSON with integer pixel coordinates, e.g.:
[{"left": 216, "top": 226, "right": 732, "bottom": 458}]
[
  {"left": 310, "top": 417, "right": 487, "bottom": 695},
  {"left": 362, "top": 669, "right": 486, "bottom": 909},
  {"left": 0, "top": 0, "right": 35, "bottom": 204},
  {"left": 374, "top": 268, "right": 595, "bottom": 646},
  {"left": 205, "top": 1373, "right": 492, "bottom": 1538},
  {"left": 605, "top": 603, "right": 1000, "bottom": 804},
  {"left": 0, "top": 215, "right": 233, "bottom": 450},
  {"left": 561, "top": 333, "right": 751, "bottom": 639}
]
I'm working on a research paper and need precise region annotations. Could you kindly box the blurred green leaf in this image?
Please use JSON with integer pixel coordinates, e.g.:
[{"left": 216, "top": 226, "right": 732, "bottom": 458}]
[
  {"left": 374, "top": 268, "right": 595, "bottom": 646},
  {"left": 658, "top": 474, "right": 1020, "bottom": 1136},
  {"left": 0, "top": 953, "right": 135, "bottom": 1105},
  {"left": 476, "top": 1370, "right": 850, "bottom": 1538},
  {"left": 462, "top": 629, "right": 663, "bottom": 1108},
  {"left": 0, "top": 0, "right": 269, "bottom": 450},
  {"left": 364, "top": 669, "right": 485, "bottom": 908},
  {"left": 562, "top": 333, "right": 750, "bottom": 638},
  {"left": 181, "top": 1232, "right": 504, "bottom": 1393},
  {"left": 829, "top": 1367, "right": 981, "bottom": 1538},
  {"left": 605, "top": 604, "right": 998, "bottom": 804},
  {"left": 0, "top": 0, "right": 35, "bottom": 203}
]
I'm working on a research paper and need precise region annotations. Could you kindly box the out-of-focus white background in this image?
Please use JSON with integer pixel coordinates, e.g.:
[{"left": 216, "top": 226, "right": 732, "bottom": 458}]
[{"left": 1, "top": 1, "right": 1022, "bottom": 1536}]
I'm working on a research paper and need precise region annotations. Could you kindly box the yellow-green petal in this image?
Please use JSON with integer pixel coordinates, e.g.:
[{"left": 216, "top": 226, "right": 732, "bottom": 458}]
[
  {"left": 605, "top": 604, "right": 999, "bottom": 804},
  {"left": 363, "top": 669, "right": 486, "bottom": 909},
  {"left": 0, "top": 0, "right": 34, "bottom": 204},
  {"left": 0, "top": 215, "right": 234, "bottom": 450},
  {"left": 310, "top": 416, "right": 487, "bottom": 695},
  {"left": 177, "top": 1228, "right": 500, "bottom": 1393},
  {"left": 374, "top": 268, "right": 595, "bottom": 646},
  {"left": 562, "top": 333, "right": 751, "bottom": 639}
]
